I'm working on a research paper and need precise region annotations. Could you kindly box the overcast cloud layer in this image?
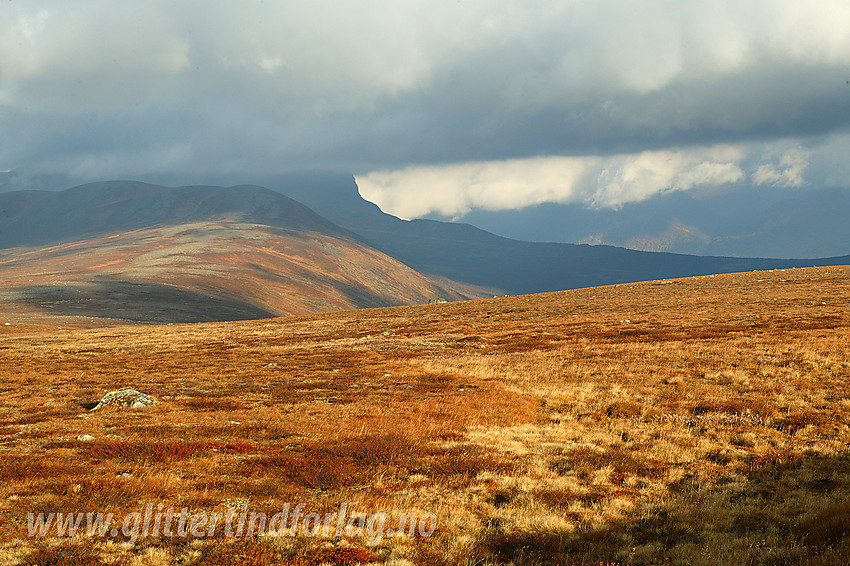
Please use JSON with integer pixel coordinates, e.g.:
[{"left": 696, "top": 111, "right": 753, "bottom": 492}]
[{"left": 2, "top": 1, "right": 850, "bottom": 212}]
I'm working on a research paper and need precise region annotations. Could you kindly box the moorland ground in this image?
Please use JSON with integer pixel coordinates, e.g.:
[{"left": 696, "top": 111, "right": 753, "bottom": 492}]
[{"left": 0, "top": 266, "right": 849, "bottom": 565}]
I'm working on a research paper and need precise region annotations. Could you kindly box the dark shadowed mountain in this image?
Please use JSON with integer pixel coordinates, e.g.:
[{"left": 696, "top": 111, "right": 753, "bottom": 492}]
[
  {"left": 0, "top": 181, "right": 344, "bottom": 249},
  {"left": 242, "top": 173, "right": 850, "bottom": 294}
]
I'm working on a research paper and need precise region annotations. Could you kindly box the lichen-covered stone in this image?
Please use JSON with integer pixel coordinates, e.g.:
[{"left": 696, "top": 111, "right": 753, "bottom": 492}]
[{"left": 91, "top": 388, "right": 156, "bottom": 410}]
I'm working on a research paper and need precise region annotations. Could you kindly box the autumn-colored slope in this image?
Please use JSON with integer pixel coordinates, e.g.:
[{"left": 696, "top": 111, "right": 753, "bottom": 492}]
[{"left": 0, "top": 221, "right": 492, "bottom": 325}]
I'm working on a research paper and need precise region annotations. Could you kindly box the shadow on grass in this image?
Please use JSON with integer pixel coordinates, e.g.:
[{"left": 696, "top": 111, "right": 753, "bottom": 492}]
[
  {"left": 472, "top": 451, "right": 850, "bottom": 566},
  {"left": 11, "top": 280, "right": 277, "bottom": 323}
]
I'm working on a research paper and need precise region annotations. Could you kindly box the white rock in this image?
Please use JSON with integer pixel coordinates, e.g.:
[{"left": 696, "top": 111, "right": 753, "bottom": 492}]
[{"left": 77, "top": 434, "right": 95, "bottom": 442}]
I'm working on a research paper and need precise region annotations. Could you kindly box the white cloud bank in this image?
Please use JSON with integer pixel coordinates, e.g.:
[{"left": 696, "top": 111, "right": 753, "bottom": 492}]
[
  {"left": 753, "top": 149, "right": 810, "bottom": 187},
  {"left": 357, "top": 139, "right": 837, "bottom": 219},
  {"left": 358, "top": 157, "right": 596, "bottom": 219}
]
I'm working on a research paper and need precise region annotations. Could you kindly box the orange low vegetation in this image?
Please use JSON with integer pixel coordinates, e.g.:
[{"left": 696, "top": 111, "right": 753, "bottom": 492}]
[{"left": 0, "top": 266, "right": 849, "bottom": 565}]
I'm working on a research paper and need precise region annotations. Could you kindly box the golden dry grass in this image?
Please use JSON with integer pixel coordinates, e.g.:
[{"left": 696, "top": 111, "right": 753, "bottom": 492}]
[{"left": 0, "top": 266, "right": 848, "bottom": 564}]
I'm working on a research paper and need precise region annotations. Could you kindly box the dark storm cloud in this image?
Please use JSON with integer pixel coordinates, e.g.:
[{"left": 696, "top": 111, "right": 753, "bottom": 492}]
[{"left": 2, "top": 0, "right": 850, "bottom": 208}]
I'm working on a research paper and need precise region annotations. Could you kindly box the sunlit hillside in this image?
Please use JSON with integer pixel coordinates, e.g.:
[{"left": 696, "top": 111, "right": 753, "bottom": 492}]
[{"left": 0, "top": 221, "right": 490, "bottom": 326}]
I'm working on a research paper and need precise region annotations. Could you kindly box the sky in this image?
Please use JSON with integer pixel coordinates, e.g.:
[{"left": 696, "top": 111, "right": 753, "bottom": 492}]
[{"left": 2, "top": 1, "right": 850, "bottom": 217}]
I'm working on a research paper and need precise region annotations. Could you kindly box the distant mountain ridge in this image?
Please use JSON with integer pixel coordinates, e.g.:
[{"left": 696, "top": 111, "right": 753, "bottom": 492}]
[
  {"left": 2, "top": 177, "right": 849, "bottom": 312},
  {"left": 4, "top": 168, "right": 850, "bottom": 259},
  {"left": 432, "top": 185, "right": 850, "bottom": 259}
]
